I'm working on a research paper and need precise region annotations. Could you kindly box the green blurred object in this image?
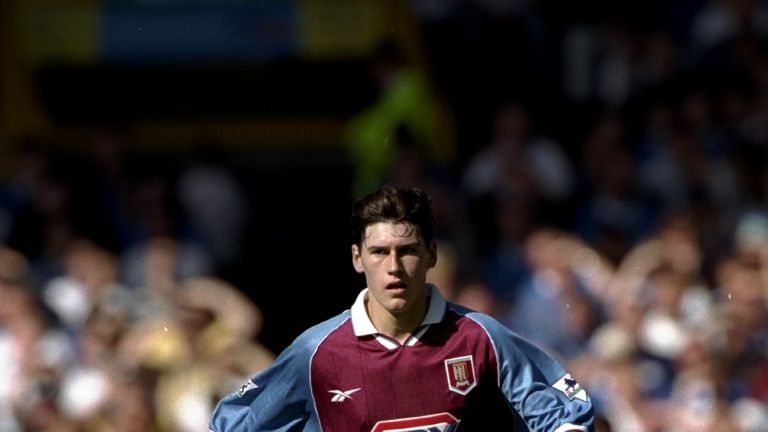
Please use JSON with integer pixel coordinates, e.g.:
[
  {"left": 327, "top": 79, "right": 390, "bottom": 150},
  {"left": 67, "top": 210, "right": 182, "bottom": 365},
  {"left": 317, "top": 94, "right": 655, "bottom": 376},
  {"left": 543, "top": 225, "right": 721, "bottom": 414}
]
[{"left": 344, "top": 65, "right": 440, "bottom": 197}]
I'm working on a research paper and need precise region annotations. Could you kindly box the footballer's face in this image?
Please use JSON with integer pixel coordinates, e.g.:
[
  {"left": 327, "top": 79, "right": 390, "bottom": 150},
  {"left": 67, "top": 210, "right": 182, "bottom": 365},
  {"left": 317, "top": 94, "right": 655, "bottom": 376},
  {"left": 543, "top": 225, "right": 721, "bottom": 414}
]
[{"left": 351, "top": 222, "right": 437, "bottom": 323}]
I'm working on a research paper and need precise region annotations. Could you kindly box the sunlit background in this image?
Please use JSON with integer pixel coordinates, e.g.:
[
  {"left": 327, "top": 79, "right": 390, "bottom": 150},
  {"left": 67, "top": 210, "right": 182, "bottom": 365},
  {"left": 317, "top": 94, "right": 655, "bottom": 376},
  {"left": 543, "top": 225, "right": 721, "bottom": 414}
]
[{"left": 1, "top": 0, "right": 768, "bottom": 431}]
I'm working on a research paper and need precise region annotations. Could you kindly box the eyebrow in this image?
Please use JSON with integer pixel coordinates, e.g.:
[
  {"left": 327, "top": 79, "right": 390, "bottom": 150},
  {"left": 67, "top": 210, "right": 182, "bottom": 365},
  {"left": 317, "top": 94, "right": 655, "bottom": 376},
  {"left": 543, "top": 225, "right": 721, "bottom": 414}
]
[{"left": 364, "top": 241, "right": 421, "bottom": 251}]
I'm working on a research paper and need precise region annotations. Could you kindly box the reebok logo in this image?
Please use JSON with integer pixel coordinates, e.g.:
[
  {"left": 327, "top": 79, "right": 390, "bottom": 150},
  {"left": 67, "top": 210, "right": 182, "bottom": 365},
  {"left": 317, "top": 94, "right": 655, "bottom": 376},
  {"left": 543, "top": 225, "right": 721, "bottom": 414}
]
[{"left": 329, "top": 388, "right": 361, "bottom": 402}]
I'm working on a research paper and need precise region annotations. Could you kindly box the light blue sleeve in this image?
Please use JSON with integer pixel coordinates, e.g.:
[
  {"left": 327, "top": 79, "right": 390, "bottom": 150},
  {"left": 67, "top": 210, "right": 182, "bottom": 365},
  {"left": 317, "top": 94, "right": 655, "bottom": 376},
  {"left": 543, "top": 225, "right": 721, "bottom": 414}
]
[
  {"left": 467, "top": 312, "right": 594, "bottom": 432},
  {"left": 209, "top": 313, "right": 350, "bottom": 432}
]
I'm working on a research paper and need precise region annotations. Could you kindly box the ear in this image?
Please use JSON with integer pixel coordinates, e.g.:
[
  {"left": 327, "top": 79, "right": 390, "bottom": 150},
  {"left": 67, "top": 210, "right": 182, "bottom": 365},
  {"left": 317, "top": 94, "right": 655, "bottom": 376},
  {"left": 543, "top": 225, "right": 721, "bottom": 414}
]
[
  {"left": 427, "top": 241, "right": 438, "bottom": 269},
  {"left": 351, "top": 244, "right": 364, "bottom": 273}
]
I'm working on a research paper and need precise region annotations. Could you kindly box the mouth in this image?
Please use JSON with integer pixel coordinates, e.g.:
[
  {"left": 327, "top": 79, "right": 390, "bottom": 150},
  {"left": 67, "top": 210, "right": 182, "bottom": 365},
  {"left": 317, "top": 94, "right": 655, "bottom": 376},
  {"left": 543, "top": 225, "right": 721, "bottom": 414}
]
[{"left": 386, "top": 281, "right": 408, "bottom": 290}]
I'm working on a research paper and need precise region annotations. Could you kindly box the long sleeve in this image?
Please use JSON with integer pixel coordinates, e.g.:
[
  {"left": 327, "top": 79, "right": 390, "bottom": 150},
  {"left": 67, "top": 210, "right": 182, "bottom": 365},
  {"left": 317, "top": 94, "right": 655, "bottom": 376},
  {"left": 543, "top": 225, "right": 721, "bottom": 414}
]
[
  {"left": 210, "top": 312, "right": 350, "bottom": 432},
  {"left": 209, "top": 339, "right": 314, "bottom": 432},
  {"left": 467, "top": 312, "right": 594, "bottom": 432}
]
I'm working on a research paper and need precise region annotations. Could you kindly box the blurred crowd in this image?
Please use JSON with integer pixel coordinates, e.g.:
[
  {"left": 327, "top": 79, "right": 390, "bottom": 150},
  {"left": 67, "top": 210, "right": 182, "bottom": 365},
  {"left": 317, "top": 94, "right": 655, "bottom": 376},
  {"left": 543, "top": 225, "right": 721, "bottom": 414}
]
[
  {"left": 0, "top": 239, "right": 274, "bottom": 432},
  {"left": 2, "top": 0, "right": 768, "bottom": 431},
  {"left": 0, "top": 131, "right": 276, "bottom": 431}
]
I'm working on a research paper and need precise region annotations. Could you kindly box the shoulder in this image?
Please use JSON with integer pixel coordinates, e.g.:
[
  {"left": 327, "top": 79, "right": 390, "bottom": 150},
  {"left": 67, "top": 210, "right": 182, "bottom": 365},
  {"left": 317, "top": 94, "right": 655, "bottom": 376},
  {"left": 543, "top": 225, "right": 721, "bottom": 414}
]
[
  {"left": 446, "top": 303, "right": 556, "bottom": 363},
  {"left": 289, "top": 310, "right": 352, "bottom": 355},
  {"left": 234, "top": 311, "right": 352, "bottom": 390},
  {"left": 209, "top": 314, "right": 352, "bottom": 432},
  {"left": 447, "top": 302, "right": 512, "bottom": 338}
]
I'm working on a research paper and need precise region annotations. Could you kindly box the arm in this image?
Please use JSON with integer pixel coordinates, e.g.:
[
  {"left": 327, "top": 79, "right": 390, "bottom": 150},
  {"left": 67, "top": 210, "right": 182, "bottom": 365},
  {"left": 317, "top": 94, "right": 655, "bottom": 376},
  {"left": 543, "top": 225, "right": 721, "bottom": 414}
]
[
  {"left": 209, "top": 313, "right": 349, "bottom": 432},
  {"left": 469, "top": 313, "right": 594, "bottom": 432},
  {"left": 209, "top": 340, "right": 313, "bottom": 432}
]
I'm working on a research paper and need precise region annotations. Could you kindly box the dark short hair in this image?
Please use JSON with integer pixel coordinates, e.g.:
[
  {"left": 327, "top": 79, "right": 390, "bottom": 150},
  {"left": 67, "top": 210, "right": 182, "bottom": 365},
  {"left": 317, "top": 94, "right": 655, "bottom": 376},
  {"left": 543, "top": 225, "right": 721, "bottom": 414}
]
[{"left": 350, "top": 185, "right": 435, "bottom": 247}]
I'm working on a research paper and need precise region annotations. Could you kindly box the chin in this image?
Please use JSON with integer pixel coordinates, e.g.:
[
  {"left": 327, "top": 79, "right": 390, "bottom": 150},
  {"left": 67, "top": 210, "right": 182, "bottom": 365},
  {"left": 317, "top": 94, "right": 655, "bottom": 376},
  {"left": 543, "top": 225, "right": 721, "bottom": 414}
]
[{"left": 389, "top": 300, "right": 418, "bottom": 316}]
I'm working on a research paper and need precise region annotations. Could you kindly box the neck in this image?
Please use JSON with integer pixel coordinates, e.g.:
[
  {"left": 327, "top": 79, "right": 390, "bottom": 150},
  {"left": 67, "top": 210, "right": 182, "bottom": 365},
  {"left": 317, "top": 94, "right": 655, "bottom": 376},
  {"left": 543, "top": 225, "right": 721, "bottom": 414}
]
[{"left": 366, "top": 295, "right": 428, "bottom": 344}]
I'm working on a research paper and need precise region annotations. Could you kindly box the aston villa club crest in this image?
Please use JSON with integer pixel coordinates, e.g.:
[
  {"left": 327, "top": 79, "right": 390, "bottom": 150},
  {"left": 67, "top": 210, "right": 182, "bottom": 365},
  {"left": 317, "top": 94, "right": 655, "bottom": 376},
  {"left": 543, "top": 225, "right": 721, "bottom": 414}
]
[{"left": 444, "top": 355, "right": 476, "bottom": 395}]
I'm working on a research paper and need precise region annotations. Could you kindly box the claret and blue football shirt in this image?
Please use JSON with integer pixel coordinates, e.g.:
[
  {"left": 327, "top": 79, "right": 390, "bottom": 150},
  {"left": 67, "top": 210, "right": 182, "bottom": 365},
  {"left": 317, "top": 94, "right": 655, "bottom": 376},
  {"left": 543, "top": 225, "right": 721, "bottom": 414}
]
[{"left": 210, "top": 285, "right": 594, "bottom": 431}]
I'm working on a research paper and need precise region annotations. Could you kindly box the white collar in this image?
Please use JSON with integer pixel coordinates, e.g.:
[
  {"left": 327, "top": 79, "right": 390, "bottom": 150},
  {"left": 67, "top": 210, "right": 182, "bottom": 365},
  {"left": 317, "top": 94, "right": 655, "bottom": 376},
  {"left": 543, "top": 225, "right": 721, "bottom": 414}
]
[{"left": 350, "top": 283, "right": 447, "bottom": 345}]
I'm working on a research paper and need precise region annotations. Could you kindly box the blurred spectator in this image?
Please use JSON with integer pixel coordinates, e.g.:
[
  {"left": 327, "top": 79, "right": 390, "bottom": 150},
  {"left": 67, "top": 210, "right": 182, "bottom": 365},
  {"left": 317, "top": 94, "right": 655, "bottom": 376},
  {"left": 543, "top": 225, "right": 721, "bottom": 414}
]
[
  {"left": 462, "top": 101, "right": 576, "bottom": 228},
  {"left": 121, "top": 234, "right": 212, "bottom": 295},
  {"left": 2, "top": 141, "right": 79, "bottom": 280},
  {"left": 451, "top": 279, "right": 502, "bottom": 317},
  {"left": 41, "top": 239, "right": 135, "bottom": 332},
  {"left": 119, "top": 275, "right": 273, "bottom": 432},
  {"left": 344, "top": 40, "right": 455, "bottom": 197},
  {"left": 575, "top": 111, "right": 656, "bottom": 264},
  {"left": 0, "top": 249, "right": 72, "bottom": 432},
  {"left": 499, "top": 229, "right": 604, "bottom": 361},
  {"left": 688, "top": 0, "right": 768, "bottom": 58},
  {"left": 85, "top": 127, "right": 142, "bottom": 252},
  {"left": 462, "top": 102, "right": 576, "bottom": 303},
  {"left": 177, "top": 144, "right": 251, "bottom": 273},
  {"left": 478, "top": 191, "right": 536, "bottom": 305},
  {"left": 0, "top": 140, "right": 50, "bottom": 244}
]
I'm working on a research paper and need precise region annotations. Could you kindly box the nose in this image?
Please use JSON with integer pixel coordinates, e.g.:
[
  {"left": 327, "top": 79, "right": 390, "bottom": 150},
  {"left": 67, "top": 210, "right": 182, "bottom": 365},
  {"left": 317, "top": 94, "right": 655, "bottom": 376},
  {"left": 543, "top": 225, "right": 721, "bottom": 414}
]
[{"left": 387, "top": 252, "right": 402, "bottom": 274}]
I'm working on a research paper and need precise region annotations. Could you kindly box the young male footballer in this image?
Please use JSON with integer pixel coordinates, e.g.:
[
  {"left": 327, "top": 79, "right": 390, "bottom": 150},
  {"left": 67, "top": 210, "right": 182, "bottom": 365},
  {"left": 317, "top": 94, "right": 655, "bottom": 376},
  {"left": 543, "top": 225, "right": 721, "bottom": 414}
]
[{"left": 210, "top": 185, "right": 594, "bottom": 431}]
